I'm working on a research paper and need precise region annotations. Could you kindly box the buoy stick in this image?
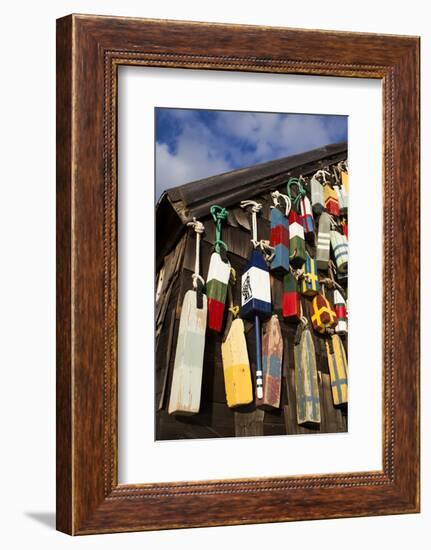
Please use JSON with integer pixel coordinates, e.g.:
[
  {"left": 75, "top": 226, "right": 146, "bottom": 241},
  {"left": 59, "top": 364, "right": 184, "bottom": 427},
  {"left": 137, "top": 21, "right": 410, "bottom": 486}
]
[{"left": 255, "top": 315, "right": 263, "bottom": 399}]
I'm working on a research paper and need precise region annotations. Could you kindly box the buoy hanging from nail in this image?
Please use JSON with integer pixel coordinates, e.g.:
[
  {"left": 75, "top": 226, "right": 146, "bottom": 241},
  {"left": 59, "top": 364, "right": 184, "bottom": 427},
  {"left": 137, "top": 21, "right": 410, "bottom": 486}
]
[
  {"left": 301, "top": 253, "right": 320, "bottom": 296},
  {"left": 324, "top": 183, "right": 340, "bottom": 217},
  {"left": 329, "top": 261, "right": 348, "bottom": 335},
  {"left": 326, "top": 334, "right": 348, "bottom": 405},
  {"left": 287, "top": 176, "right": 314, "bottom": 240},
  {"left": 240, "top": 200, "right": 272, "bottom": 400},
  {"left": 206, "top": 205, "right": 231, "bottom": 332},
  {"left": 257, "top": 314, "right": 283, "bottom": 409},
  {"left": 330, "top": 229, "right": 348, "bottom": 274},
  {"left": 282, "top": 270, "right": 301, "bottom": 322},
  {"left": 285, "top": 178, "right": 307, "bottom": 268},
  {"left": 310, "top": 170, "right": 328, "bottom": 215},
  {"left": 269, "top": 190, "right": 291, "bottom": 275},
  {"left": 294, "top": 316, "right": 321, "bottom": 425},
  {"left": 315, "top": 211, "right": 331, "bottom": 271},
  {"left": 168, "top": 219, "right": 207, "bottom": 415},
  {"left": 310, "top": 282, "right": 338, "bottom": 335},
  {"left": 221, "top": 278, "right": 253, "bottom": 408}
]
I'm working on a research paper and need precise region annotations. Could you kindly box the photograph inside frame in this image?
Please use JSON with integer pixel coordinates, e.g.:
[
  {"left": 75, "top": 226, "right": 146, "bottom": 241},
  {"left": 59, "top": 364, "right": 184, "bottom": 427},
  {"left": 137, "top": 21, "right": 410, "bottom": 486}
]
[{"left": 155, "top": 107, "right": 348, "bottom": 441}]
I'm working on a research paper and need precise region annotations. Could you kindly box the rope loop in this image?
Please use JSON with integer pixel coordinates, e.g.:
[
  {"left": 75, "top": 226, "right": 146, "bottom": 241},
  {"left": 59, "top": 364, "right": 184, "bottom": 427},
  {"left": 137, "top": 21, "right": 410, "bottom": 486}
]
[
  {"left": 210, "top": 204, "right": 229, "bottom": 255},
  {"left": 187, "top": 217, "right": 205, "bottom": 289},
  {"left": 286, "top": 177, "right": 307, "bottom": 212},
  {"left": 271, "top": 190, "right": 291, "bottom": 216}
]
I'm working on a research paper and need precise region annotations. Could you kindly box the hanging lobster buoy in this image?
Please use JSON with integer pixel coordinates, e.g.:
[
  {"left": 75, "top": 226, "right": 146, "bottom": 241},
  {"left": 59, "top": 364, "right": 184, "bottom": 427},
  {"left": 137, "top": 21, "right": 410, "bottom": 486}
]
[
  {"left": 168, "top": 219, "right": 207, "bottom": 415},
  {"left": 283, "top": 271, "right": 301, "bottom": 322},
  {"left": 326, "top": 334, "right": 348, "bottom": 405},
  {"left": 300, "top": 194, "right": 315, "bottom": 239},
  {"left": 294, "top": 317, "right": 321, "bottom": 425},
  {"left": 257, "top": 314, "right": 283, "bottom": 409},
  {"left": 324, "top": 184, "right": 340, "bottom": 217},
  {"left": 221, "top": 282, "right": 253, "bottom": 408},
  {"left": 310, "top": 170, "right": 327, "bottom": 215},
  {"left": 310, "top": 292, "right": 338, "bottom": 334},
  {"left": 206, "top": 205, "right": 231, "bottom": 332},
  {"left": 288, "top": 210, "right": 306, "bottom": 268},
  {"left": 269, "top": 191, "right": 291, "bottom": 275},
  {"left": 315, "top": 211, "right": 331, "bottom": 271},
  {"left": 286, "top": 178, "right": 307, "bottom": 266},
  {"left": 336, "top": 185, "right": 348, "bottom": 216},
  {"left": 334, "top": 289, "right": 348, "bottom": 335},
  {"left": 301, "top": 253, "right": 320, "bottom": 296},
  {"left": 330, "top": 230, "right": 348, "bottom": 274},
  {"left": 240, "top": 200, "right": 272, "bottom": 400}
]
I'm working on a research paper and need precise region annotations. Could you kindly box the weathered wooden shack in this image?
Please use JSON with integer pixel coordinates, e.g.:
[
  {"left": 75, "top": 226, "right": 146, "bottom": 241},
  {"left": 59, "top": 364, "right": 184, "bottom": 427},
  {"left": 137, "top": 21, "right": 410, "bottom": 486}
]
[{"left": 155, "top": 141, "right": 348, "bottom": 440}]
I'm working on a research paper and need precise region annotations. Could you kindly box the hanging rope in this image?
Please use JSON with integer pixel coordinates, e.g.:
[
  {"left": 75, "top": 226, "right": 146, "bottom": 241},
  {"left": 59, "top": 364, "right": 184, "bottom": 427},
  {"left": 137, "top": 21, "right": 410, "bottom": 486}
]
[
  {"left": 270, "top": 190, "right": 291, "bottom": 216},
  {"left": 286, "top": 177, "right": 307, "bottom": 212},
  {"left": 240, "top": 200, "right": 262, "bottom": 247},
  {"left": 187, "top": 218, "right": 205, "bottom": 290},
  {"left": 210, "top": 204, "right": 229, "bottom": 255}
]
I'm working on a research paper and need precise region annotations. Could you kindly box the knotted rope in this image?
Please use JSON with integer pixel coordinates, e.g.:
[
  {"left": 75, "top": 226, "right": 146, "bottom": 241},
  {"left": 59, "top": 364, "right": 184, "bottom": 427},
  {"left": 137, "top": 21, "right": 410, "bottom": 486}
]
[
  {"left": 187, "top": 218, "right": 205, "bottom": 290},
  {"left": 210, "top": 204, "right": 229, "bottom": 255},
  {"left": 286, "top": 177, "right": 307, "bottom": 213},
  {"left": 240, "top": 200, "right": 275, "bottom": 263},
  {"left": 270, "top": 190, "right": 291, "bottom": 216}
]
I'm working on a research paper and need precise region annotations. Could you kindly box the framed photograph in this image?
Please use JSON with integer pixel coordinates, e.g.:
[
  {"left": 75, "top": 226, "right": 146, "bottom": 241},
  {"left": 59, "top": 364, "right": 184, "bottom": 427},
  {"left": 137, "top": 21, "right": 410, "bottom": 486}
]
[{"left": 56, "top": 14, "right": 420, "bottom": 534}]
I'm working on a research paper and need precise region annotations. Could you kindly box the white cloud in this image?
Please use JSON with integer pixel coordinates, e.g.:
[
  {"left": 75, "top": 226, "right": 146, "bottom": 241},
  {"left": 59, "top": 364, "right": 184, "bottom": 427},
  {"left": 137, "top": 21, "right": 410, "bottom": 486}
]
[
  {"left": 156, "top": 110, "right": 346, "bottom": 198},
  {"left": 156, "top": 127, "right": 230, "bottom": 197}
]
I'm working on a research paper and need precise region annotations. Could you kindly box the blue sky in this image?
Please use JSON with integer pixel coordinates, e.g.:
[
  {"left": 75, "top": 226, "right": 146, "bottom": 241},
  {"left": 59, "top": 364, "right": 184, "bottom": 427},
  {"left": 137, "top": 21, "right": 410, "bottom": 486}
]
[{"left": 155, "top": 108, "right": 347, "bottom": 199}]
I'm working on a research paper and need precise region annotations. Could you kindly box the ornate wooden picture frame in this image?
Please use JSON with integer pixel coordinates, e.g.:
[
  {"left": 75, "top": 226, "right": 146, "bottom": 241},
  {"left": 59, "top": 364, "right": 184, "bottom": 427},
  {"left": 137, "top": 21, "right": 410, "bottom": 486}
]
[{"left": 56, "top": 14, "right": 420, "bottom": 534}]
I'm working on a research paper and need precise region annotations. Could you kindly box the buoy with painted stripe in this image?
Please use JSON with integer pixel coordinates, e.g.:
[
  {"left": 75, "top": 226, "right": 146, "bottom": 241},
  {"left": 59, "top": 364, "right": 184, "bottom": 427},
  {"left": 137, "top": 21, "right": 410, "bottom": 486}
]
[
  {"left": 240, "top": 200, "right": 272, "bottom": 400},
  {"left": 310, "top": 170, "right": 327, "bottom": 215},
  {"left": 269, "top": 191, "right": 290, "bottom": 276},
  {"left": 294, "top": 317, "right": 321, "bottom": 425},
  {"left": 288, "top": 210, "right": 306, "bottom": 268},
  {"left": 301, "top": 253, "right": 320, "bottom": 296},
  {"left": 326, "top": 334, "right": 348, "bottom": 405},
  {"left": 206, "top": 205, "right": 230, "bottom": 332},
  {"left": 315, "top": 211, "right": 331, "bottom": 271},
  {"left": 282, "top": 271, "right": 301, "bottom": 322},
  {"left": 324, "top": 184, "right": 340, "bottom": 217},
  {"left": 333, "top": 289, "right": 348, "bottom": 335},
  {"left": 330, "top": 230, "right": 348, "bottom": 274}
]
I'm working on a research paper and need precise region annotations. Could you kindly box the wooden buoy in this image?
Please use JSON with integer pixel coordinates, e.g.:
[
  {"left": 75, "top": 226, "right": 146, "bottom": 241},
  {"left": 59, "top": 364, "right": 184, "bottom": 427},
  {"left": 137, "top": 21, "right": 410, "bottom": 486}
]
[
  {"left": 294, "top": 318, "right": 321, "bottom": 425},
  {"left": 326, "top": 334, "right": 348, "bottom": 405},
  {"left": 300, "top": 194, "right": 315, "bottom": 239},
  {"left": 222, "top": 315, "right": 253, "bottom": 408},
  {"left": 324, "top": 184, "right": 340, "bottom": 217},
  {"left": 330, "top": 230, "right": 348, "bottom": 274},
  {"left": 336, "top": 185, "right": 348, "bottom": 216},
  {"left": 310, "top": 170, "right": 327, "bottom": 215},
  {"left": 206, "top": 205, "right": 231, "bottom": 332},
  {"left": 257, "top": 315, "right": 283, "bottom": 409},
  {"left": 286, "top": 178, "right": 307, "bottom": 267},
  {"left": 301, "top": 253, "right": 320, "bottom": 296},
  {"left": 334, "top": 289, "right": 348, "bottom": 335},
  {"left": 240, "top": 200, "right": 272, "bottom": 399},
  {"left": 269, "top": 191, "right": 290, "bottom": 275},
  {"left": 315, "top": 211, "right": 331, "bottom": 271},
  {"left": 288, "top": 210, "right": 306, "bottom": 268},
  {"left": 310, "top": 292, "right": 338, "bottom": 334},
  {"left": 282, "top": 271, "right": 301, "bottom": 322},
  {"left": 168, "top": 219, "right": 207, "bottom": 415}
]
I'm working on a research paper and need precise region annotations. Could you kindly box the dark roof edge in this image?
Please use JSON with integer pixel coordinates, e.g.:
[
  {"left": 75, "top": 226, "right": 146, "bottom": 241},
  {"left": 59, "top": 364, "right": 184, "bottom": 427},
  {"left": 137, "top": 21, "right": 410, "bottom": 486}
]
[{"left": 159, "top": 141, "right": 347, "bottom": 223}]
